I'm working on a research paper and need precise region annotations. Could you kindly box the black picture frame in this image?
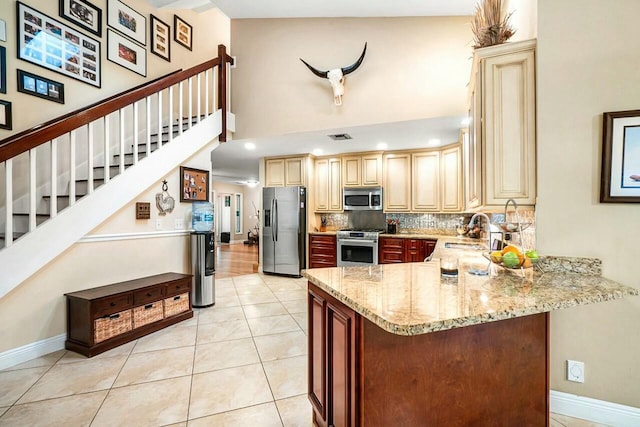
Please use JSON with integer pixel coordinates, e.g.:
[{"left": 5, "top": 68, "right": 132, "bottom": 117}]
[
  {"left": 16, "top": 1, "right": 101, "bottom": 88},
  {"left": 59, "top": 0, "right": 102, "bottom": 37},
  {"left": 174, "top": 14, "right": 192, "bottom": 51},
  {"left": 0, "top": 100, "right": 12, "bottom": 130},
  {"left": 150, "top": 14, "right": 170, "bottom": 62},
  {"left": 107, "top": 0, "right": 146, "bottom": 46},
  {"left": 0, "top": 47, "right": 6, "bottom": 94},
  {"left": 107, "top": 29, "right": 146, "bottom": 77},
  {"left": 600, "top": 110, "right": 640, "bottom": 203},
  {"left": 180, "top": 166, "right": 209, "bottom": 202},
  {"left": 17, "top": 69, "right": 65, "bottom": 104}
]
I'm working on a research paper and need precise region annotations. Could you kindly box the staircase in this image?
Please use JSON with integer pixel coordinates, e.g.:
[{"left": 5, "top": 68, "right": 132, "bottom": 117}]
[{"left": 0, "top": 45, "right": 234, "bottom": 298}]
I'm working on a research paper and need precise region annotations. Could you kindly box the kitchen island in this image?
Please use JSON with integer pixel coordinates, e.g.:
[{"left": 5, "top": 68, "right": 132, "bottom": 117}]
[{"left": 303, "top": 258, "right": 637, "bottom": 427}]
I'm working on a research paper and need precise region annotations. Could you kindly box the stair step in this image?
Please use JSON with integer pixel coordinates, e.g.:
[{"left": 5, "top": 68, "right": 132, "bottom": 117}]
[
  {"left": 0, "top": 231, "right": 26, "bottom": 242},
  {"left": 74, "top": 179, "right": 105, "bottom": 194},
  {"left": 11, "top": 213, "right": 50, "bottom": 233},
  {"left": 113, "top": 151, "right": 149, "bottom": 162}
]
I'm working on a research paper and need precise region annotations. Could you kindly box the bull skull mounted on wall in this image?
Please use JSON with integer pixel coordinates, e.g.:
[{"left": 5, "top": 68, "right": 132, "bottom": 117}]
[{"left": 300, "top": 42, "right": 367, "bottom": 106}]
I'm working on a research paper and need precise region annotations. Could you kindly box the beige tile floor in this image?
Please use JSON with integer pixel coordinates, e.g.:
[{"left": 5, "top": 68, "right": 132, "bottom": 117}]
[{"left": 0, "top": 273, "right": 608, "bottom": 427}]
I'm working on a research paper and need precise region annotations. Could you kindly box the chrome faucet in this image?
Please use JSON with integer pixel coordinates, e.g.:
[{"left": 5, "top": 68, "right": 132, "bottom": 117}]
[{"left": 468, "top": 212, "right": 492, "bottom": 250}]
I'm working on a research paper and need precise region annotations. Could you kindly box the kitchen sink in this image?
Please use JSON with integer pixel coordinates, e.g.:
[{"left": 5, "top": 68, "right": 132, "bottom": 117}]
[{"left": 444, "top": 242, "right": 485, "bottom": 250}]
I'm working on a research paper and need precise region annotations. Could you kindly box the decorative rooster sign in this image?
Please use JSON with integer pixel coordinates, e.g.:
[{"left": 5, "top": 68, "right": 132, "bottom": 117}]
[
  {"left": 300, "top": 42, "right": 367, "bottom": 106},
  {"left": 156, "top": 180, "right": 175, "bottom": 216}
]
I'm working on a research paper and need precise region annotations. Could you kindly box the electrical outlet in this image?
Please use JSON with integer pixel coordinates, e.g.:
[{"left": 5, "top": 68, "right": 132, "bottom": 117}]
[
  {"left": 175, "top": 218, "right": 184, "bottom": 229},
  {"left": 567, "top": 360, "right": 585, "bottom": 383},
  {"left": 156, "top": 218, "right": 162, "bottom": 230}
]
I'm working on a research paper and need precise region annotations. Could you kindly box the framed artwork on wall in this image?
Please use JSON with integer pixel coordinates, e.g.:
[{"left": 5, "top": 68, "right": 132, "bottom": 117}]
[
  {"left": 17, "top": 1, "right": 101, "bottom": 87},
  {"left": 601, "top": 110, "right": 640, "bottom": 203},
  {"left": 174, "top": 15, "right": 192, "bottom": 51},
  {"left": 0, "top": 100, "right": 12, "bottom": 130},
  {"left": 180, "top": 166, "right": 209, "bottom": 202},
  {"left": 107, "top": 0, "right": 146, "bottom": 46},
  {"left": 107, "top": 29, "right": 146, "bottom": 76},
  {"left": 150, "top": 14, "right": 170, "bottom": 62},
  {"left": 0, "top": 19, "right": 6, "bottom": 42},
  {"left": 0, "top": 47, "right": 6, "bottom": 94},
  {"left": 59, "top": 0, "right": 102, "bottom": 37},
  {"left": 17, "top": 69, "right": 65, "bottom": 104}
]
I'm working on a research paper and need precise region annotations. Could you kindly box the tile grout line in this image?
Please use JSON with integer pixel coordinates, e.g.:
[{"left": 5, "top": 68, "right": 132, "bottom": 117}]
[{"left": 184, "top": 304, "right": 201, "bottom": 424}]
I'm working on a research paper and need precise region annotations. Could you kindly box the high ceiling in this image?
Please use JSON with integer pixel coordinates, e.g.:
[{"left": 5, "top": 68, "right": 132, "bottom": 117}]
[{"left": 150, "top": 0, "right": 476, "bottom": 184}]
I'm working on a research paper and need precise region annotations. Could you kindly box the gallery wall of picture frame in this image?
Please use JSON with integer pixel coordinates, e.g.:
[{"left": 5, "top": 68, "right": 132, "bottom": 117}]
[
  {"left": 17, "top": 1, "right": 102, "bottom": 87},
  {"left": 60, "top": 0, "right": 102, "bottom": 37},
  {"left": 106, "top": 0, "right": 147, "bottom": 76},
  {"left": 174, "top": 15, "right": 192, "bottom": 51},
  {"left": 17, "top": 69, "right": 65, "bottom": 104},
  {"left": 150, "top": 14, "right": 170, "bottom": 62}
]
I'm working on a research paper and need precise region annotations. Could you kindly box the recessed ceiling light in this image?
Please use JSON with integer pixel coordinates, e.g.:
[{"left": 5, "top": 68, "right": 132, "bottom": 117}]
[
  {"left": 244, "top": 142, "right": 256, "bottom": 150},
  {"left": 312, "top": 148, "right": 324, "bottom": 156},
  {"left": 461, "top": 117, "right": 471, "bottom": 126},
  {"left": 428, "top": 138, "right": 441, "bottom": 146},
  {"left": 376, "top": 142, "right": 388, "bottom": 150},
  {"left": 246, "top": 180, "right": 259, "bottom": 188}
]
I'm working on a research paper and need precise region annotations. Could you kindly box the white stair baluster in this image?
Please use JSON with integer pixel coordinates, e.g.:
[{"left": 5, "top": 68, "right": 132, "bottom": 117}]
[
  {"left": 133, "top": 101, "right": 139, "bottom": 164},
  {"left": 69, "top": 130, "right": 76, "bottom": 205},
  {"left": 188, "top": 77, "right": 193, "bottom": 129},
  {"left": 205, "top": 70, "right": 209, "bottom": 117},
  {"left": 178, "top": 81, "right": 184, "bottom": 135},
  {"left": 29, "top": 148, "right": 37, "bottom": 231},
  {"left": 168, "top": 86, "right": 174, "bottom": 142},
  {"left": 197, "top": 74, "right": 201, "bottom": 123},
  {"left": 119, "top": 108, "right": 125, "bottom": 174},
  {"left": 88, "top": 121, "right": 94, "bottom": 194},
  {"left": 157, "top": 90, "right": 163, "bottom": 148},
  {"left": 50, "top": 138, "right": 58, "bottom": 217},
  {"left": 4, "top": 158, "right": 13, "bottom": 248},
  {"left": 146, "top": 95, "right": 152, "bottom": 156},
  {"left": 104, "top": 115, "right": 110, "bottom": 183}
]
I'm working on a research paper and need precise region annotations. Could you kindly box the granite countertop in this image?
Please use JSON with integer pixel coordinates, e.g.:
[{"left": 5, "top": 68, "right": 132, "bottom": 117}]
[{"left": 303, "top": 258, "right": 638, "bottom": 336}]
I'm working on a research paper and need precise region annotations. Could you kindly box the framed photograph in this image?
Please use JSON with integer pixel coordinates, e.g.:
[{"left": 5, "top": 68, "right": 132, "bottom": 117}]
[
  {"left": 17, "top": 69, "right": 65, "bottom": 104},
  {"left": 0, "top": 47, "right": 6, "bottom": 94},
  {"left": 59, "top": 0, "right": 102, "bottom": 37},
  {"left": 601, "top": 110, "right": 640, "bottom": 203},
  {"left": 107, "top": 29, "right": 146, "bottom": 77},
  {"left": 150, "top": 14, "right": 170, "bottom": 62},
  {"left": 17, "top": 1, "right": 101, "bottom": 88},
  {"left": 0, "top": 100, "right": 12, "bottom": 130},
  {"left": 107, "top": 0, "right": 146, "bottom": 46},
  {"left": 0, "top": 19, "right": 6, "bottom": 42},
  {"left": 174, "top": 15, "right": 192, "bottom": 51},
  {"left": 180, "top": 166, "right": 209, "bottom": 202}
]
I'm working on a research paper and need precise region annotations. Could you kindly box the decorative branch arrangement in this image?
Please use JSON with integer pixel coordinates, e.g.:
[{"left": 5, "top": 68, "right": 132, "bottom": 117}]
[{"left": 471, "top": 0, "right": 515, "bottom": 49}]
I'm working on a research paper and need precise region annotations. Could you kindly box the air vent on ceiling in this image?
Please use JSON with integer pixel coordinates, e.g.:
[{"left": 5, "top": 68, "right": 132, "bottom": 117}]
[{"left": 328, "top": 133, "right": 352, "bottom": 141}]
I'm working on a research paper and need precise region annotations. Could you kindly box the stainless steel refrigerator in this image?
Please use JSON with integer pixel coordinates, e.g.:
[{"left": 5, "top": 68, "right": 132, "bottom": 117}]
[{"left": 263, "top": 186, "right": 307, "bottom": 277}]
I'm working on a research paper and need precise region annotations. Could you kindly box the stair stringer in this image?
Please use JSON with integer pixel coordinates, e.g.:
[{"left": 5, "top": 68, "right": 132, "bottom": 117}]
[{"left": 0, "top": 110, "right": 222, "bottom": 299}]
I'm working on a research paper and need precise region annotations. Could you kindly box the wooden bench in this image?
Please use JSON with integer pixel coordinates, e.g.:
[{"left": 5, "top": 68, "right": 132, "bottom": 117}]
[{"left": 65, "top": 272, "right": 193, "bottom": 357}]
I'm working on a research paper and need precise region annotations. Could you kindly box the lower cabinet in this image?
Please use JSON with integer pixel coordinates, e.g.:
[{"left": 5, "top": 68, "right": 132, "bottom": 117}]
[
  {"left": 380, "top": 237, "right": 437, "bottom": 264},
  {"left": 309, "top": 284, "right": 358, "bottom": 427},
  {"left": 309, "top": 234, "right": 337, "bottom": 268}
]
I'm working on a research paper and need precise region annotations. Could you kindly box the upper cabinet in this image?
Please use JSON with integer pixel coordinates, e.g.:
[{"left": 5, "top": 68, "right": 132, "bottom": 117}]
[
  {"left": 383, "top": 153, "right": 412, "bottom": 212},
  {"left": 469, "top": 39, "right": 537, "bottom": 206},
  {"left": 315, "top": 157, "right": 342, "bottom": 212},
  {"left": 412, "top": 151, "right": 440, "bottom": 212},
  {"left": 265, "top": 156, "right": 307, "bottom": 187},
  {"left": 440, "top": 145, "right": 462, "bottom": 212},
  {"left": 343, "top": 153, "right": 382, "bottom": 187}
]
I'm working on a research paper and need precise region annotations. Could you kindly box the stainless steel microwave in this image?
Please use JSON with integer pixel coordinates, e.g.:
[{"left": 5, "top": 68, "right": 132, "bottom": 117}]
[{"left": 343, "top": 187, "right": 383, "bottom": 211}]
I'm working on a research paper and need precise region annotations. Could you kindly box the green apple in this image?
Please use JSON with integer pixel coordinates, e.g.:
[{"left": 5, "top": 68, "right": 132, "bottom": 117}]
[
  {"left": 502, "top": 251, "right": 520, "bottom": 268},
  {"left": 525, "top": 250, "right": 539, "bottom": 262}
]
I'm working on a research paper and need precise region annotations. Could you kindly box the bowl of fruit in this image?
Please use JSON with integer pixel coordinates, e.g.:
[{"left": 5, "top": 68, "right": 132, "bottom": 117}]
[{"left": 486, "top": 245, "right": 540, "bottom": 269}]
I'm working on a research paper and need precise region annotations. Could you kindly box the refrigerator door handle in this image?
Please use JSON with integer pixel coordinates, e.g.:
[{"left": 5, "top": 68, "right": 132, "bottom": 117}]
[
  {"left": 274, "top": 199, "right": 278, "bottom": 242},
  {"left": 271, "top": 199, "right": 275, "bottom": 242}
]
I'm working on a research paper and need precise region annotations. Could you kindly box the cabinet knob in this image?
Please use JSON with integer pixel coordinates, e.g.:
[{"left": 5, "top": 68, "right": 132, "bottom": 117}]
[
  {"left": 110, "top": 302, "right": 116, "bottom": 307},
  {"left": 147, "top": 292, "right": 152, "bottom": 297}
]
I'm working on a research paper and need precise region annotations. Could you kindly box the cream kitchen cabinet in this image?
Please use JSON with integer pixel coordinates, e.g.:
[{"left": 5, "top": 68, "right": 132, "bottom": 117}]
[
  {"left": 469, "top": 39, "right": 536, "bottom": 206},
  {"left": 265, "top": 156, "right": 307, "bottom": 187},
  {"left": 343, "top": 153, "right": 382, "bottom": 187},
  {"left": 412, "top": 151, "right": 440, "bottom": 212},
  {"left": 315, "top": 157, "right": 342, "bottom": 212},
  {"left": 440, "top": 145, "right": 462, "bottom": 212},
  {"left": 383, "top": 153, "right": 411, "bottom": 212}
]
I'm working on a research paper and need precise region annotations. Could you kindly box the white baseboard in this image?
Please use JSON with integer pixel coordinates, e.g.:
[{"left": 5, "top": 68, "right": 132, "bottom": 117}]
[
  {"left": 551, "top": 390, "right": 640, "bottom": 426},
  {"left": 0, "top": 333, "right": 66, "bottom": 371}
]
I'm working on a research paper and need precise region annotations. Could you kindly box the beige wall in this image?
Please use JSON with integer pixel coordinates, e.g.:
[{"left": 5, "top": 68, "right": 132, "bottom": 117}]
[
  {"left": 537, "top": 0, "right": 640, "bottom": 406},
  {"left": 0, "top": 1, "right": 229, "bottom": 352},
  {"left": 508, "top": 0, "right": 537, "bottom": 41},
  {"left": 0, "top": 0, "right": 229, "bottom": 136},
  {"left": 230, "top": 17, "right": 472, "bottom": 140}
]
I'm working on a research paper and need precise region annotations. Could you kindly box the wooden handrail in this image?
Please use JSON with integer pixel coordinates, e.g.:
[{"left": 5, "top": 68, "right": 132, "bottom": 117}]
[{"left": 0, "top": 44, "right": 234, "bottom": 162}]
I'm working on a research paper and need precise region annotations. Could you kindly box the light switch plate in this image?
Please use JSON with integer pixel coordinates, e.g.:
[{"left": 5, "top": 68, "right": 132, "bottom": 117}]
[{"left": 175, "top": 218, "right": 184, "bottom": 229}]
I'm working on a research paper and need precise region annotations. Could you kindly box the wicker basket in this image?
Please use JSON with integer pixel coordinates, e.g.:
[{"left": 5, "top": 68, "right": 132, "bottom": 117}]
[
  {"left": 94, "top": 309, "right": 132, "bottom": 343},
  {"left": 133, "top": 302, "right": 164, "bottom": 328},
  {"left": 164, "top": 293, "right": 189, "bottom": 317}
]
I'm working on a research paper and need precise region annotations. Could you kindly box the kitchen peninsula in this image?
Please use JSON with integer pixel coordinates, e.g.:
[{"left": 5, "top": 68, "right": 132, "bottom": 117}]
[{"left": 304, "top": 257, "right": 637, "bottom": 426}]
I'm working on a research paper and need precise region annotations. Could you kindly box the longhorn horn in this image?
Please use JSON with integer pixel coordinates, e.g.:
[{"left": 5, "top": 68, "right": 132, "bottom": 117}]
[
  {"left": 341, "top": 42, "right": 367, "bottom": 75},
  {"left": 299, "top": 58, "right": 328, "bottom": 78}
]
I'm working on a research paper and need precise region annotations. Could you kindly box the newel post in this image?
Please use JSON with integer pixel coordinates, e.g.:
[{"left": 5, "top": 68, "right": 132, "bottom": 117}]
[{"left": 217, "top": 44, "right": 234, "bottom": 143}]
